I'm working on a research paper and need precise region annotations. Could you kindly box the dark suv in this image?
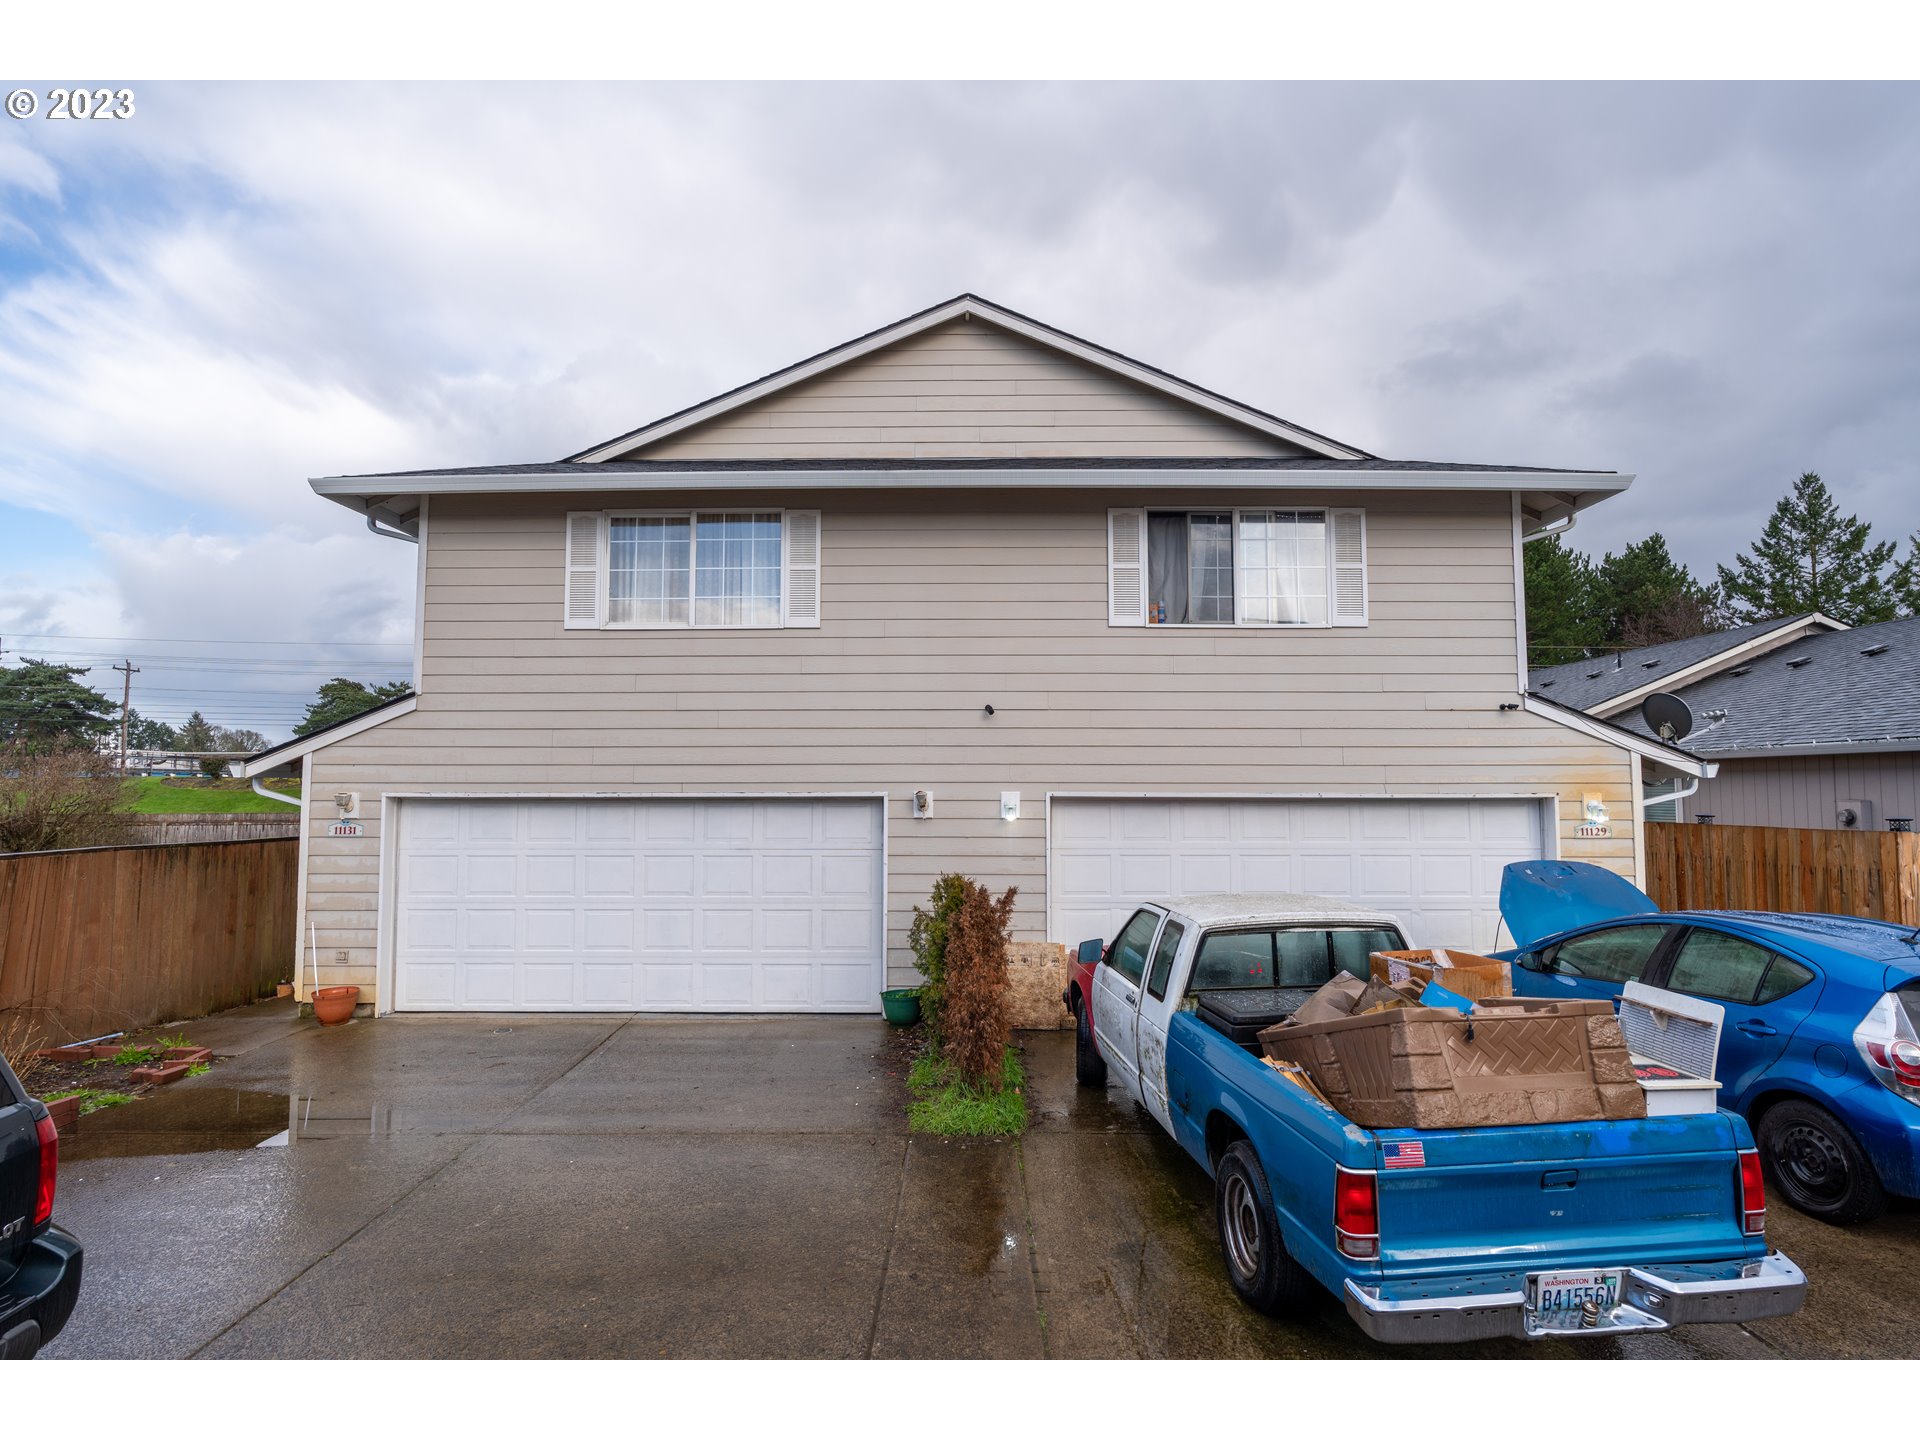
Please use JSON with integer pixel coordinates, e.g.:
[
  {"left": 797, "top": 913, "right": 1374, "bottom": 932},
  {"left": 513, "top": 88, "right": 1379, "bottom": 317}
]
[{"left": 0, "top": 1053, "right": 82, "bottom": 1358}]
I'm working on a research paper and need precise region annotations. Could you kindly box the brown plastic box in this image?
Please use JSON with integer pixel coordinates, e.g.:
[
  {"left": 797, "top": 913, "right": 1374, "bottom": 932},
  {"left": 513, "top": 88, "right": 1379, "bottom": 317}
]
[{"left": 1259, "top": 996, "right": 1645, "bottom": 1130}]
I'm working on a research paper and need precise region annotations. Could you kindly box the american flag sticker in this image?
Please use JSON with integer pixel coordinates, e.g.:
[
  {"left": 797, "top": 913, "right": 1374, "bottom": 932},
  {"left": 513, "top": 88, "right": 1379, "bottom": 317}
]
[{"left": 1382, "top": 1140, "right": 1426, "bottom": 1169}]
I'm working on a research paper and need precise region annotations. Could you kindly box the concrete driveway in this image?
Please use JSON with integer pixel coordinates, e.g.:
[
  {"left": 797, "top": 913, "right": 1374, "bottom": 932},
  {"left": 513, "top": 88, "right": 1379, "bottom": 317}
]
[{"left": 41, "top": 1002, "right": 1916, "bottom": 1359}]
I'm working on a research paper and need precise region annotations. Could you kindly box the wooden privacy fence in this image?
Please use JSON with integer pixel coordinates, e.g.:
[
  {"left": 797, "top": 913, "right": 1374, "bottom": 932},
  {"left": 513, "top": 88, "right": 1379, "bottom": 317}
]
[
  {"left": 127, "top": 814, "right": 301, "bottom": 845},
  {"left": 1645, "top": 821, "right": 1920, "bottom": 926},
  {"left": 0, "top": 837, "right": 297, "bottom": 1044}
]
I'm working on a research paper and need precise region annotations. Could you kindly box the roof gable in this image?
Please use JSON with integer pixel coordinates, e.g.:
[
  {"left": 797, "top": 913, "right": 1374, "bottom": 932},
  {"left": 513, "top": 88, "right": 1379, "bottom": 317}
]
[
  {"left": 569, "top": 294, "right": 1370, "bottom": 464},
  {"left": 1529, "top": 614, "right": 1844, "bottom": 715}
]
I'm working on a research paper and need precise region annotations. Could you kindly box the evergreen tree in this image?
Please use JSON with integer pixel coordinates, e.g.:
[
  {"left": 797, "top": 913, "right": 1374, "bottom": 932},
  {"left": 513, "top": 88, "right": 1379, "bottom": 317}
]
[
  {"left": 1594, "top": 533, "right": 1725, "bottom": 648},
  {"left": 0, "top": 659, "right": 118, "bottom": 752},
  {"left": 1893, "top": 536, "right": 1920, "bottom": 618},
  {"left": 1717, "top": 472, "right": 1899, "bottom": 625},
  {"left": 1523, "top": 534, "right": 1603, "bottom": 668},
  {"left": 174, "top": 711, "right": 218, "bottom": 751},
  {"left": 293, "top": 677, "right": 413, "bottom": 736},
  {"left": 124, "top": 708, "right": 178, "bottom": 751}
]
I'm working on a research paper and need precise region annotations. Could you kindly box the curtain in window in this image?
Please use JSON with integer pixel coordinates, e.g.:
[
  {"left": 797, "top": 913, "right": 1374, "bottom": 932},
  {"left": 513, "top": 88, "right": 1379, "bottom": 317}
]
[
  {"left": 694, "top": 512, "right": 782, "bottom": 627},
  {"left": 607, "top": 516, "right": 690, "bottom": 625},
  {"left": 1188, "top": 513, "right": 1233, "bottom": 623},
  {"left": 1147, "top": 513, "right": 1190, "bottom": 625}
]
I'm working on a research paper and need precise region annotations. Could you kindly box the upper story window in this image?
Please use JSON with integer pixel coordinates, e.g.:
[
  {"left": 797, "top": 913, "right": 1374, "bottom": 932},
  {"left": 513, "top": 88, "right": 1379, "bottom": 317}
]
[
  {"left": 564, "top": 509, "right": 821, "bottom": 630},
  {"left": 1109, "top": 506, "right": 1367, "bottom": 628}
]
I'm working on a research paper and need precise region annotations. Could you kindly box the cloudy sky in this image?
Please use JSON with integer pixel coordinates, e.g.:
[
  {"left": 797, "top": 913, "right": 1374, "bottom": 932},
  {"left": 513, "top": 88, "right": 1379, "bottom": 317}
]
[{"left": 3, "top": 81, "right": 1917, "bottom": 740}]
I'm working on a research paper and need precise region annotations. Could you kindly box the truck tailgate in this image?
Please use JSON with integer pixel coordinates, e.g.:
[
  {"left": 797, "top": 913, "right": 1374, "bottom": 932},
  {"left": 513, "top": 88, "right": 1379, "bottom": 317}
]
[{"left": 1370, "top": 1112, "right": 1761, "bottom": 1277}]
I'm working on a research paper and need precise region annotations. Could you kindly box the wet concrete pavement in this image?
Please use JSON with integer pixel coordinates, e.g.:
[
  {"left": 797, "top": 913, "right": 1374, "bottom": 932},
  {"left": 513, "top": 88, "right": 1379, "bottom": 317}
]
[{"left": 41, "top": 1003, "right": 1919, "bottom": 1358}]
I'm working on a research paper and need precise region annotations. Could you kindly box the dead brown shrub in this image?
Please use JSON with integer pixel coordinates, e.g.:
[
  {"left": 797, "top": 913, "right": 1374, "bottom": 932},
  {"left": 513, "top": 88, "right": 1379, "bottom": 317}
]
[
  {"left": 0, "top": 1010, "right": 46, "bottom": 1090},
  {"left": 0, "top": 742, "right": 133, "bottom": 853},
  {"left": 940, "top": 878, "right": 1018, "bottom": 1087}
]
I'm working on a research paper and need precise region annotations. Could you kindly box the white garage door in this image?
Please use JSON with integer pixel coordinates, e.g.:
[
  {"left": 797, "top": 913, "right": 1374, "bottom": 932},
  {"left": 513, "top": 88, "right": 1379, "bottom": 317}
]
[
  {"left": 393, "top": 797, "right": 884, "bottom": 1012},
  {"left": 1048, "top": 797, "right": 1547, "bottom": 953}
]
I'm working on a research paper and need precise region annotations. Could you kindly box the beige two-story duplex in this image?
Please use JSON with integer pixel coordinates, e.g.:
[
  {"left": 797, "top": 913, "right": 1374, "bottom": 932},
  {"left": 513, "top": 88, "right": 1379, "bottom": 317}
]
[{"left": 241, "top": 295, "right": 1711, "bottom": 1015}]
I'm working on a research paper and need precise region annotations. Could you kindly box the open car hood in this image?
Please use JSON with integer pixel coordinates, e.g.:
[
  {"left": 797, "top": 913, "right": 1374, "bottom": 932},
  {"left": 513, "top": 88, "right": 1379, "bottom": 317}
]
[{"left": 1499, "top": 859, "right": 1660, "bottom": 950}]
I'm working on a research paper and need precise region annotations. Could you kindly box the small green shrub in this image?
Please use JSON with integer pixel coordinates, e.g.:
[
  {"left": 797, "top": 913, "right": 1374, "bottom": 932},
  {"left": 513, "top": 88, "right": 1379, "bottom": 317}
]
[
  {"left": 110, "top": 1044, "right": 163, "bottom": 1066},
  {"left": 906, "top": 1048, "right": 1027, "bottom": 1137},
  {"left": 186, "top": 1062, "right": 211, "bottom": 1078},
  {"left": 154, "top": 1032, "right": 195, "bottom": 1050},
  {"left": 908, "top": 873, "right": 970, "bottom": 1036}
]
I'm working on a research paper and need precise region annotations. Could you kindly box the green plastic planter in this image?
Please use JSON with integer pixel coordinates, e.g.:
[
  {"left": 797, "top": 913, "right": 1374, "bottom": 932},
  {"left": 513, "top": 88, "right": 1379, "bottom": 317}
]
[{"left": 880, "top": 988, "right": 922, "bottom": 1026}]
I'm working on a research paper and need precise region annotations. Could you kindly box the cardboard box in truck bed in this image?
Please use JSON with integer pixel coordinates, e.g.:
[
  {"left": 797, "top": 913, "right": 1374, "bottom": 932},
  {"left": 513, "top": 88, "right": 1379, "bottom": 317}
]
[
  {"left": 1259, "top": 996, "right": 1645, "bottom": 1130},
  {"left": 1369, "top": 948, "right": 1512, "bottom": 1003}
]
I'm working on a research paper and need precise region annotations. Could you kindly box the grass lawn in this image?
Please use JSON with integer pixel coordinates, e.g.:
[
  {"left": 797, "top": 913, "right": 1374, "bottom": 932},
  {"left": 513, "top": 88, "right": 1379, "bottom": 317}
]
[
  {"left": 121, "top": 777, "right": 302, "bottom": 813},
  {"left": 906, "top": 1046, "right": 1028, "bottom": 1136}
]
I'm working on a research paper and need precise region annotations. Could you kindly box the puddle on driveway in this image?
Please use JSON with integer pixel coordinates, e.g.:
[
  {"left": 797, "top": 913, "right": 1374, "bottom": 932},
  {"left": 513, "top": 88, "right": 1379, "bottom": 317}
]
[{"left": 62, "top": 1086, "right": 418, "bottom": 1158}]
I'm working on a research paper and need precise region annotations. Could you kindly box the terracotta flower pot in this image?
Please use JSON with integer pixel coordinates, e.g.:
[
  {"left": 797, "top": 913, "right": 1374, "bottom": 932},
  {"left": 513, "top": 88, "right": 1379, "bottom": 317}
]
[{"left": 312, "top": 985, "right": 360, "bottom": 1026}]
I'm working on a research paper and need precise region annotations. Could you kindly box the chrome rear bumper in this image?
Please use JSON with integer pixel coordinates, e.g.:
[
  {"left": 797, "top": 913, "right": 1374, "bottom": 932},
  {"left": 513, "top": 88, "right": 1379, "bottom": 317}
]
[{"left": 1343, "top": 1251, "right": 1806, "bottom": 1345}]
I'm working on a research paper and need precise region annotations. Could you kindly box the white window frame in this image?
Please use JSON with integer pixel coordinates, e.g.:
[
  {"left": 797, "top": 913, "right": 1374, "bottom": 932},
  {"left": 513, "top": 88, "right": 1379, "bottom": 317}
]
[
  {"left": 600, "top": 508, "right": 794, "bottom": 631},
  {"left": 1124, "top": 506, "right": 1366, "bottom": 630}
]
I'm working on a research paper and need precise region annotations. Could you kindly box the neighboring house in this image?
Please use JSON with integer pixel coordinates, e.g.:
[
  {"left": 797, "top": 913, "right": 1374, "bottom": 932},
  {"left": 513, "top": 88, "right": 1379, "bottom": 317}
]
[
  {"left": 240, "top": 293, "right": 1708, "bottom": 1015},
  {"left": 1533, "top": 613, "right": 1920, "bottom": 830}
]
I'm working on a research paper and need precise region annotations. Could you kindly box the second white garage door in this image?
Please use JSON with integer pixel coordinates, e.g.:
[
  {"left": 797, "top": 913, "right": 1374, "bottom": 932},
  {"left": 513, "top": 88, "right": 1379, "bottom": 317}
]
[
  {"left": 1048, "top": 796, "right": 1548, "bottom": 954},
  {"left": 393, "top": 797, "right": 884, "bottom": 1012}
]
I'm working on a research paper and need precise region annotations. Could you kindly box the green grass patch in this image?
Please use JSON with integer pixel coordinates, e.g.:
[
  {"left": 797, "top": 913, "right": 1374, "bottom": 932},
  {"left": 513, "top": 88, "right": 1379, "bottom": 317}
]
[
  {"left": 906, "top": 1047, "right": 1028, "bottom": 1137},
  {"left": 43, "top": 1088, "right": 134, "bottom": 1115},
  {"left": 121, "top": 777, "right": 302, "bottom": 813}
]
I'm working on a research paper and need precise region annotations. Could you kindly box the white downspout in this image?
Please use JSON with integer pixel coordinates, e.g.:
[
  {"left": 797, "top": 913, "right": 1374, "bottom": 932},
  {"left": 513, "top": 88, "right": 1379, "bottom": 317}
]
[{"left": 251, "top": 777, "right": 302, "bottom": 807}]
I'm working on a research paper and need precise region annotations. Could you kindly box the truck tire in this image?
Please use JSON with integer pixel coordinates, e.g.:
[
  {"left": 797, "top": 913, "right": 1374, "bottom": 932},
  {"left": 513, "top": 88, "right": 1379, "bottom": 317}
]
[
  {"left": 1074, "top": 996, "right": 1108, "bottom": 1087},
  {"left": 1758, "top": 1099, "right": 1888, "bottom": 1226},
  {"left": 1215, "top": 1140, "right": 1317, "bottom": 1316}
]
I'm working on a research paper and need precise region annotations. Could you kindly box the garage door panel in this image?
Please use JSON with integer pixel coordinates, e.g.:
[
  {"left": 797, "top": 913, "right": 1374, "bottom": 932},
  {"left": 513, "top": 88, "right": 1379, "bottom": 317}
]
[
  {"left": 395, "top": 798, "right": 882, "bottom": 1012},
  {"left": 1050, "top": 797, "right": 1544, "bottom": 952}
]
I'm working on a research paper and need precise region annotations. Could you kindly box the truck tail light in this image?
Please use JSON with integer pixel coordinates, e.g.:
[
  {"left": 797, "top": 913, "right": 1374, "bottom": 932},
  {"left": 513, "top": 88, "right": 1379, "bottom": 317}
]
[
  {"left": 1334, "top": 1166, "right": 1378, "bottom": 1259},
  {"left": 1738, "top": 1149, "right": 1766, "bottom": 1237},
  {"left": 1854, "top": 990, "right": 1920, "bottom": 1106},
  {"left": 34, "top": 1113, "right": 58, "bottom": 1227}
]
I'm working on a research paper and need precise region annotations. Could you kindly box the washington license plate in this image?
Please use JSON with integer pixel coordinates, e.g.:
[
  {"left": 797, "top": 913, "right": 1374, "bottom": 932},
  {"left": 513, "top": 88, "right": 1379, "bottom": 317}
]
[{"left": 1528, "top": 1269, "right": 1622, "bottom": 1320}]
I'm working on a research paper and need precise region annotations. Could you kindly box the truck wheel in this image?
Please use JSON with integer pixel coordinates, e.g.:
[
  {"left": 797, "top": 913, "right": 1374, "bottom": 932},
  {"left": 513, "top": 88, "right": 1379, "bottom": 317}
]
[
  {"left": 1074, "top": 996, "right": 1108, "bottom": 1087},
  {"left": 1215, "top": 1141, "right": 1316, "bottom": 1316},
  {"left": 1758, "top": 1099, "right": 1888, "bottom": 1226}
]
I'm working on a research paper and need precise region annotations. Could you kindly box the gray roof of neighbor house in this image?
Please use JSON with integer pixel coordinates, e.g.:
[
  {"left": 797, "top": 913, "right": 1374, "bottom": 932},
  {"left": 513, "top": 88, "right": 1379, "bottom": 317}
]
[
  {"left": 1528, "top": 617, "right": 1819, "bottom": 711},
  {"left": 1610, "top": 615, "right": 1920, "bottom": 754}
]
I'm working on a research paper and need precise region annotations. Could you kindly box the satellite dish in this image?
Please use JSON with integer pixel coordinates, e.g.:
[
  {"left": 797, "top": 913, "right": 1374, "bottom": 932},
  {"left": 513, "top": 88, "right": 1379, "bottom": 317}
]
[{"left": 1641, "top": 692, "right": 1694, "bottom": 742}]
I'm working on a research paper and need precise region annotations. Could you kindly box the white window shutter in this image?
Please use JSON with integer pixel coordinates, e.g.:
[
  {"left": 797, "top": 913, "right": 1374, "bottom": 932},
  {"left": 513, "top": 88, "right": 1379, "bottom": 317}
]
[
  {"left": 1108, "top": 509, "right": 1147, "bottom": 626},
  {"left": 783, "top": 510, "right": 822, "bottom": 628},
  {"left": 563, "top": 511, "right": 603, "bottom": 629},
  {"left": 1330, "top": 508, "right": 1368, "bottom": 627}
]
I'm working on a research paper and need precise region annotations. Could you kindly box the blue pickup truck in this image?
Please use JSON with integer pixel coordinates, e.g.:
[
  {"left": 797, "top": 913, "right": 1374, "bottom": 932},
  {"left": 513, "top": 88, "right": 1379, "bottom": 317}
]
[{"left": 1072, "top": 893, "right": 1808, "bottom": 1342}]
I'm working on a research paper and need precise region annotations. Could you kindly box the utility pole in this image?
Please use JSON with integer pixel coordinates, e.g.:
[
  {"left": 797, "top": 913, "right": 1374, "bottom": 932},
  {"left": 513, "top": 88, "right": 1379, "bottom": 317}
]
[{"left": 113, "top": 658, "right": 140, "bottom": 774}]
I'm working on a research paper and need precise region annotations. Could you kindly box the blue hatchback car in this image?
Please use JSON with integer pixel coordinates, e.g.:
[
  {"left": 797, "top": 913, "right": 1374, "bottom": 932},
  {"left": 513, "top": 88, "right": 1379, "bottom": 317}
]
[{"left": 1496, "top": 859, "right": 1920, "bottom": 1225}]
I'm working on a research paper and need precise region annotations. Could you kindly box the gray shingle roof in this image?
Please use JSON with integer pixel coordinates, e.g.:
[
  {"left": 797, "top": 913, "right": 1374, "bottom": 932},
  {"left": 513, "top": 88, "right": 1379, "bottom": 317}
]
[
  {"left": 324, "top": 455, "right": 1615, "bottom": 483},
  {"left": 1527, "top": 617, "right": 1815, "bottom": 711},
  {"left": 1610, "top": 615, "right": 1920, "bottom": 753}
]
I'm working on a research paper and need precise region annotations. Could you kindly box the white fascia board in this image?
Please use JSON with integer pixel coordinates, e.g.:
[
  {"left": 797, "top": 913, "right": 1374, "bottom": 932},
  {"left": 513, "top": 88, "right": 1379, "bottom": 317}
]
[
  {"left": 568, "top": 297, "right": 1365, "bottom": 463},
  {"left": 1590, "top": 613, "right": 1852, "bottom": 719},
  {"left": 235, "top": 698, "right": 418, "bottom": 778},
  {"left": 313, "top": 468, "right": 1633, "bottom": 503},
  {"left": 1522, "top": 695, "right": 1718, "bottom": 778}
]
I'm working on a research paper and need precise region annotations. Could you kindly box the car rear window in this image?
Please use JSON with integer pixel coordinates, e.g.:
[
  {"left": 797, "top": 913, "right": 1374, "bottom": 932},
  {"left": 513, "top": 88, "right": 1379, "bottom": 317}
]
[
  {"left": 1191, "top": 925, "right": 1406, "bottom": 992},
  {"left": 1667, "top": 929, "right": 1778, "bottom": 1006},
  {"left": 1754, "top": 954, "right": 1817, "bottom": 1005}
]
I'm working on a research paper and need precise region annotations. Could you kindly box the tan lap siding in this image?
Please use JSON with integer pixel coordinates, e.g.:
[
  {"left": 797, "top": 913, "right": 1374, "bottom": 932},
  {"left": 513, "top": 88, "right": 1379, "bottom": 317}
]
[{"left": 301, "top": 489, "right": 1638, "bottom": 1002}]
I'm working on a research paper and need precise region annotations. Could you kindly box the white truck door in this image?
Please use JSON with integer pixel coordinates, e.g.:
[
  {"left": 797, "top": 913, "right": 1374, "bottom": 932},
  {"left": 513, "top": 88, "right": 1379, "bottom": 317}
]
[
  {"left": 1133, "top": 915, "right": 1190, "bottom": 1132},
  {"left": 1092, "top": 907, "right": 1163, "bottom": 1102}
]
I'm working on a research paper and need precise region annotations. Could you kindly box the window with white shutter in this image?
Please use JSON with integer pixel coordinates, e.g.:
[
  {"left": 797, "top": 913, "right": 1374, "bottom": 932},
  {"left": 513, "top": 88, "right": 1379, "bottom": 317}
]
[
  {"left": 563, "top": 511, "right": 603, "bottom": 629},
  {"left": 1329, "top": 507, "right": 1368, "bottom": 626},
  {"left": 564, "top": 509, "right": 822, "bottom": 630},
  {"left": 1115, "top": 505, "right": 1367, "bottom": 629},
  {"left": 1107, "top": 509, "right": 1147, "bottom": 626}
]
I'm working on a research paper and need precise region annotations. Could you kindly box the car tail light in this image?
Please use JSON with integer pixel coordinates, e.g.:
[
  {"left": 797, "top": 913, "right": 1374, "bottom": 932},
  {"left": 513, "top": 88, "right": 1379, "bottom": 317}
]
[
  {"left": 1855, "top": 991, "right": 1920, "bottom": 1106},
  {"left": 1737, "top": 1149, "right": 1766, "bottom": 1237},
  {"left": 34, "top": 1113, "right": 58, "bottom": 1227},
  {"left": 1334, "top": 1166, "right": 1379, "bottom": 1259}
]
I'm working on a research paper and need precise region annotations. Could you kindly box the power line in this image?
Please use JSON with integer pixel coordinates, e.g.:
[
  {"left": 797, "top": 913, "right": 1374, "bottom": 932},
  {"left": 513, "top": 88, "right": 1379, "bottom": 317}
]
[{"left": 4, "top": 632, "right": 410, "bottom": 648}]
